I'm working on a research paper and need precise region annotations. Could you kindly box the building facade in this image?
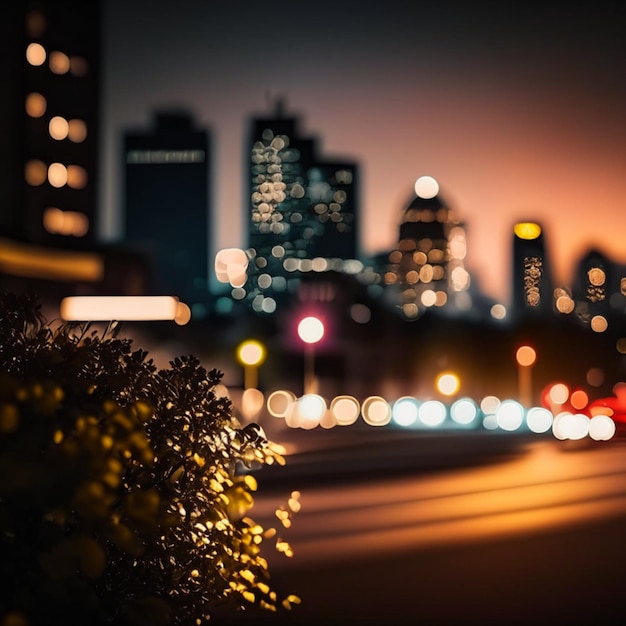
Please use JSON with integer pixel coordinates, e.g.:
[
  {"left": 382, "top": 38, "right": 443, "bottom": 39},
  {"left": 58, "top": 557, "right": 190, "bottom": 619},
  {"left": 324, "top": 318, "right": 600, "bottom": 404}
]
[
  {"left": 2, "top": 0, "right": 101, "bottom": 246},
  {"left": 123, "top": 112, "right": 210, "bottom": 314},
  {"left": 237, "top": 100, "right": 360, "bottom": 314},
  {"left": 384, "top": 176, "right": 472, "bottom": 320}
]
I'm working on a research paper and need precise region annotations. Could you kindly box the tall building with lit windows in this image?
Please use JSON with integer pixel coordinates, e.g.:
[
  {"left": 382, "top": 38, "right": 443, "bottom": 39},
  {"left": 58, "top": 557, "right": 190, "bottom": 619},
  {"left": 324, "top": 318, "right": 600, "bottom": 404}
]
[
  {"left": 123, "top": 111, "right": 210, "bottom": 314},
  {"left": 1, "top": 0, "right": 100, "bottom": 246},
  {"left": 384, "top": 176, "right": 472, "bottom": 320},
  {"left": 511, "top": 221, "right": 553, "bottom": 319},
  {"left": 239, "top": 100, "right": 360, "bottom": 314}
]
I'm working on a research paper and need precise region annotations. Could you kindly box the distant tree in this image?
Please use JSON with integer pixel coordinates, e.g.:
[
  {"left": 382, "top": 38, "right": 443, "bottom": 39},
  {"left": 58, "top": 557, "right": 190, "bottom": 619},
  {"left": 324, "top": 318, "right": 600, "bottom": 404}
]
[{"left": 0, "top": 291, "right": 300, "bottom": 626}]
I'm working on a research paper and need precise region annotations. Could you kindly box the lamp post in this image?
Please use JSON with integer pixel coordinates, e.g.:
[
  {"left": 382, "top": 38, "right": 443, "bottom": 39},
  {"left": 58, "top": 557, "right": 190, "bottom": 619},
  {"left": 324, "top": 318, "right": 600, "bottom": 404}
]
[
  {"left": 297, "top": 316, "right": 324, "bottom": 395},
  {"left": 236, "top": 339, "right": 266, "bottom": 390},
  {"left": 515, "top": 345, "right": 536, "bottom": 407}
]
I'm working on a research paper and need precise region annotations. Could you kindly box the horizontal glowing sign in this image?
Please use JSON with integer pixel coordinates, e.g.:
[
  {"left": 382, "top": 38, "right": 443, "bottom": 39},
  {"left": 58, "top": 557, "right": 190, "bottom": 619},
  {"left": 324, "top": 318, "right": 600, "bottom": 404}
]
[
  {"left": 126, "top": 149, "right": 205, "bottom": 164},
  {"left": 0, "top": 237, "right": 103, "bottom": 282},
  {"left": 60, "top": 296, "right": 180, "bottom": 321}
]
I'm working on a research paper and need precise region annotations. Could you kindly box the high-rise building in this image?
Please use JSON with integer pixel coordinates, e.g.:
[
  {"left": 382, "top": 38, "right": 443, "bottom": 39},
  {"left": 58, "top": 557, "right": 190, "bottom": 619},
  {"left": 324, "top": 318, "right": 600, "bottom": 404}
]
[
  {"left": 511, "top": 221, "right": 553, "bottom": 319},
  {"left": 238, "top": 100, "right": 360, "bottom": 314},
  {"left": 1, "top": 0, "right": 101, "bottom": 246},
  {"left": 384, "top": 176, "right": 472, "bottom": 320},
  {"left": 123, "top": 111, "right": 210, "bottom": 314}
]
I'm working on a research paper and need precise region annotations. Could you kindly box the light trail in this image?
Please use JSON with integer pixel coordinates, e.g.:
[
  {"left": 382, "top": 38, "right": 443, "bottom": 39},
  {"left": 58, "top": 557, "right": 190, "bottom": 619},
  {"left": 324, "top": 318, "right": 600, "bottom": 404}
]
[{"left": 253, "top": 440, "right": 626, "bottom": 569}]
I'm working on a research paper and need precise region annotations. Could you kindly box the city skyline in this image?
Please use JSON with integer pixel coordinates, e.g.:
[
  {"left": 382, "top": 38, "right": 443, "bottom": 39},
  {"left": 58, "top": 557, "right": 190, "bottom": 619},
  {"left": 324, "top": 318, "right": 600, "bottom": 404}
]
[{"left": 100, "top": 0, "right": 626, "bottom": 305}]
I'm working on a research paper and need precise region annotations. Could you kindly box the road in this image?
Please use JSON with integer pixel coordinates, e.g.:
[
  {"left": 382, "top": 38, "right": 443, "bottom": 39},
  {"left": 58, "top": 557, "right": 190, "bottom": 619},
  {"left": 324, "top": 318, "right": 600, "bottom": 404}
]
[{"left": 216, "top": 427, "right": 626, "bottom": 625}]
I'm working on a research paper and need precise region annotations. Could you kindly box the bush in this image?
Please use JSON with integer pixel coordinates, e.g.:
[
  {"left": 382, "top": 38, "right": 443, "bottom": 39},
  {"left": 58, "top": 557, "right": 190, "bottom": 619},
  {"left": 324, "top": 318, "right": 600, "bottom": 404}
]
[{"left": 0, "top": 292, "right": 300, "bottom": 625}]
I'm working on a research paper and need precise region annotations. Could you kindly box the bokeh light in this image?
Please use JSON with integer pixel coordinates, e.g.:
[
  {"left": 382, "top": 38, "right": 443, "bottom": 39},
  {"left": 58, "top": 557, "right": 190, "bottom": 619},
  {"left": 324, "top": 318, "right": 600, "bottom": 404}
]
[
  {"left": 419, "top": 401, "right": 447, "bottom": 427},
  {"left": 496, "top": 400, "right": 524, "bottom": 431},
  {"left": 330, "top": 396, "right": 360, "bottom": 426},
  {"left": 362, "top": 396, "right": 391, "bottom": 426},
  {"left": 450, "top": 398, "right": 478, "bottom": 425},
  {"left": 392, "top": 396, "right": 419, "bottom": 427},
  {"left": 297, "top": 316, "right": 325, "bottom": 344},
  {"left": 436, "top": 372, "right": 460, "bottom": 397}
]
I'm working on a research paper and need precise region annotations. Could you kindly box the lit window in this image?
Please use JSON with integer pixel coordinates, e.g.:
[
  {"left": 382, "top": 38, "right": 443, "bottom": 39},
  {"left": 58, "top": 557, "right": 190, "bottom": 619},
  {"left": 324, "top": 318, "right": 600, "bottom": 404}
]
[
  {"left": 68, "top": 119, "right": 87, "bottom": 142},
  {"left": 25, "top": 92, "right": 46, "bottom": 117},
  {"left": 26, "top": 11, "right": 46, "bottom": 38},
  {"left": 48, "top": 163, "right": 68, "bottom": 187},
  {"left": 25, "top": 160, "right": 47, "bottom": 186},
  {"left": 49, "top": 51, "right": 70, "bottom": 74},
  {"left": 43, "top": 207, "right": 89, "bottom": 237},
  {"left": 66, "top": 165, "right": 87, "bottom": 189},
  {"left": 49, "top": 116, "right": 69, "bottom": 140},
  {"left": 69, "top": 56, "right": 89, "bottom": 76},
  {"left": 26, "top": 42, "right": 46, "bottom": 66}
]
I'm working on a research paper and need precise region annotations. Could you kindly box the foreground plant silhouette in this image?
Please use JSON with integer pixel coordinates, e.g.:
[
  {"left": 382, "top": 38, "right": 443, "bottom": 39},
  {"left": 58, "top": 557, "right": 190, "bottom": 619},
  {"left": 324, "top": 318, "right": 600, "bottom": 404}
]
[{"left": 0, "top": 291, "right": 300, "bottom": 625}]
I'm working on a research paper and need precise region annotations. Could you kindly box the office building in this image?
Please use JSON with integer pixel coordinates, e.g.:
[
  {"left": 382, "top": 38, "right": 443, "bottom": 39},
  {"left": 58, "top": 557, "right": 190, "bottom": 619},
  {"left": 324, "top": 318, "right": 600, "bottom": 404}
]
[
  {"left": 240, "top": 100, "right": 360, "bottom": 314},
  {"left": 384, "top": 176, "right": 472, "bottom": 320},
  {"left": 124, "top": 111, "right": 210, "bottom": 314}
]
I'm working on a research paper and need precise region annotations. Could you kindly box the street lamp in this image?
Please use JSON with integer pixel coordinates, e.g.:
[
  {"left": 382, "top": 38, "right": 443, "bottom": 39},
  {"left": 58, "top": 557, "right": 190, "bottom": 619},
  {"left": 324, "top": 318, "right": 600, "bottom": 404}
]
[
  {"left": 297, "top": 316, "right": 324, "bottom": 395},
  {"left": 236, "top": 339, "right": 266, "bottom": 390},
  {"left": 515, "top": 345, "right": 537, "bottom": 407}
]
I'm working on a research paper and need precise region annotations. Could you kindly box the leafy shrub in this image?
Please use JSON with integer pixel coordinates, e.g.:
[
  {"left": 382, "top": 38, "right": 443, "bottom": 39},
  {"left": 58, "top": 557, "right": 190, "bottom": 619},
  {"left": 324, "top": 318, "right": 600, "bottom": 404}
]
[{"left": 0, "top": 292, "right": 299, "bottom": 625}]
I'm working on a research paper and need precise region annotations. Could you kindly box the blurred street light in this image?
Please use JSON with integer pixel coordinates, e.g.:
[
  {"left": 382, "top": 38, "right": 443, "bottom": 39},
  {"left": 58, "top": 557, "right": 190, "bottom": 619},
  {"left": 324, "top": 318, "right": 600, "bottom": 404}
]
[
  {"left": 236, "top": 339, "right": 266, "bottom": 390},
  {"left": 516, "top": 345, "right": 537, "bottom": 407},
  {"left": 297, "top": 316, "right": 325, "bottom": 395}
]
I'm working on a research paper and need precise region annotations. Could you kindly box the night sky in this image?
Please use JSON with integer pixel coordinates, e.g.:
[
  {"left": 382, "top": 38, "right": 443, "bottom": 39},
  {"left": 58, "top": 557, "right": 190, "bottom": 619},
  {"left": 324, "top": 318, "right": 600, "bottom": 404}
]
[{"left": 100, "top": 1, "right": 626, "bottom": 303}]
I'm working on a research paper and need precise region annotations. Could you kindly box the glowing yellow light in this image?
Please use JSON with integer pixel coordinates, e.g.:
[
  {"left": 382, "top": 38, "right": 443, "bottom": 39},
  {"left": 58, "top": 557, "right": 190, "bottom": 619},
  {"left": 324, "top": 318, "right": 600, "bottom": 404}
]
[
  {"left": 436, "top": 372, "right": 460, "bottom": 397},
  {"left": 515, "top": 345, "right": 536, "bottom": 367},
  {"left": 297, "top": 316, "right": 324, "bottom": 344},
  {"left": 60, "top": 296, "right": 180, "bottom": 321},
  {"left": 237, "top": 340, "right": 266, "bottom": 367},
  {"left": 0, "top": 237, "right": 103, "bottom": 281},
  {"left": 514, "top": 222, "right": 542, "bottom": 240}
]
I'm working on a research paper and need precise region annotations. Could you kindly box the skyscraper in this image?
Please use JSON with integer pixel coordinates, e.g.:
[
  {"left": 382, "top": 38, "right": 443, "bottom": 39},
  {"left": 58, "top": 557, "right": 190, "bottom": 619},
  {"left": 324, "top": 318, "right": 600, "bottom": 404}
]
[
  {"left": 239, "top": 100, "right": 360, "bottom": 314},
  {"left": 124, "top": 111, "right": 210, "bottom": 314},
  {"left": 511, "top": 221, "right": 553, "bottom": 319},
  {"left": 384, "top": 176, "right": 471, "bottom": 320}
]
